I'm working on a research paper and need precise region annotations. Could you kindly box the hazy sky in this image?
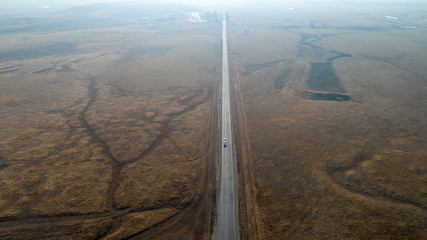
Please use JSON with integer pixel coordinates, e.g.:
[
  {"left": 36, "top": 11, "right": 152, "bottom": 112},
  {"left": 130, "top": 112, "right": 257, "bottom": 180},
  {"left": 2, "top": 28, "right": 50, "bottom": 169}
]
[
  {"left": 1, "top": 0, "right": 425, "bottom": 11},
  {"left": 3, "top": 0, "right": 426, "bottom": 6}
]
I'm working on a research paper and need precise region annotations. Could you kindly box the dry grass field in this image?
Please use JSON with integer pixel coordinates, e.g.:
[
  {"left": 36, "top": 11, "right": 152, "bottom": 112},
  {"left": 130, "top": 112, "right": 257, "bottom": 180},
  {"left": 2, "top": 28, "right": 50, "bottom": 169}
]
[
  {"left": 229, "top": 2, "right": 426, "bottom": 239},
  {"left": 0, "top": 3, "right": 220, "bottom": 239}
]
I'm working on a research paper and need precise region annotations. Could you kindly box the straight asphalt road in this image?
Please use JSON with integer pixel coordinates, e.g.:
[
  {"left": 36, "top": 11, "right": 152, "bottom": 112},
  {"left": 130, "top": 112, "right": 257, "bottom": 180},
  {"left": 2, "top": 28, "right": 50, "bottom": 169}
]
[{"left": 217, "top": 12, "right": 238, "bottom": 240}]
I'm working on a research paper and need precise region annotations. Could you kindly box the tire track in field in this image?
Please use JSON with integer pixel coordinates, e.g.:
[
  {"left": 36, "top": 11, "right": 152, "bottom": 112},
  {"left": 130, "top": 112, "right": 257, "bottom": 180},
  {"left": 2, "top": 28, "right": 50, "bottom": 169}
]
[
  {"left": 327, "top": 153, "right": 426, "bottom": 210},
  {"left": 79, "top": 76, "right": 212, "bottom": 210},
  {"left": 0, "top": 76, "right": 215, "bottom": 239},
  {"left": 124, "top": 82, "right": 217, "bottom": 240}
]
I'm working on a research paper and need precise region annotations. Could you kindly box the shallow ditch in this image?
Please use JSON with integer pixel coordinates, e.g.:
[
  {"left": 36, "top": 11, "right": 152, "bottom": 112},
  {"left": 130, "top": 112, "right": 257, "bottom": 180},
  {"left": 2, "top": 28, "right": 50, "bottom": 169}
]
[{"left": 304, "top": 91, "right": 351, "bottom": 101}]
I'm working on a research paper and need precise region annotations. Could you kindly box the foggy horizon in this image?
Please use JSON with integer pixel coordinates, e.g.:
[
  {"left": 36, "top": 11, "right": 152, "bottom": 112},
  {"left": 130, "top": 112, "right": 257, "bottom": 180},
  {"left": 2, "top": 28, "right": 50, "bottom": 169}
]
[{"left": 2, "top": 0, "right": 427, "bottom": 9}]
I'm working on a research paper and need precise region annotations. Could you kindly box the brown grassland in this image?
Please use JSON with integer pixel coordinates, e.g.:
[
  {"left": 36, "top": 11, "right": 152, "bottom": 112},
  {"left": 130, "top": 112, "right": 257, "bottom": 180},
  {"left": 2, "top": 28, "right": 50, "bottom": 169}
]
[
  {"left": 1, "top": 2, "right": 426, "bottom": 239},
  {"left": 0, "top": 5, "right": 220, "bottom": 239},
  {"left": 229, "top": 3, "right": 426, "bottom": 239}
]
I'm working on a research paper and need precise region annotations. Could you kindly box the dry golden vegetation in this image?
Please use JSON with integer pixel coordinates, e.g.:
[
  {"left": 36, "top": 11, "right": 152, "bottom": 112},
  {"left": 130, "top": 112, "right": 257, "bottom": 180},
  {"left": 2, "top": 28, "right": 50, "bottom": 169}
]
[
  {"left": 0, "top": 3, "right": 219, "bottom": 239},
  {"left": 229, "top": 2, "right": 426, "bottom": 239}
]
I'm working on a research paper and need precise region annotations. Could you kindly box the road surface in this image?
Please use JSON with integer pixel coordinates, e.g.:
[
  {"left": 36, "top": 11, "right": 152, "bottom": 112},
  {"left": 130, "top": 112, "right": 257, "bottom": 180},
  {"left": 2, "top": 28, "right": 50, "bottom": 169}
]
[{"left": 217, "top": 12, "right": 238, "bottom": 240}]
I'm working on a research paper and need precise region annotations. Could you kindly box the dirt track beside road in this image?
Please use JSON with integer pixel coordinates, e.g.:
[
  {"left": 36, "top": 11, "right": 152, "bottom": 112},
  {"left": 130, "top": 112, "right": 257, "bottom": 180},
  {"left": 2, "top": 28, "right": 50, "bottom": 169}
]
[{"left": 232, "top": 58, "right": 257, "bottom": 240}]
